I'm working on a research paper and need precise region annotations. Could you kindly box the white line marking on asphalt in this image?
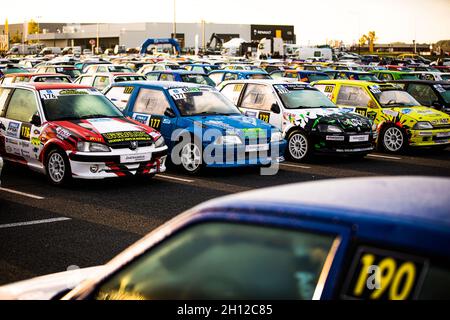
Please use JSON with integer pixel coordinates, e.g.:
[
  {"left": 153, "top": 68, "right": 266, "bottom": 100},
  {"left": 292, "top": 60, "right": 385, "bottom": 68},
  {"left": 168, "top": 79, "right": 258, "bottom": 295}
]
[
  {"left": 0, "top": 217, "right": 71, "bottom": 229},
  {"left": 367, "top": 154, "right": 402, "bottom": 160},
  {"left": 280, "top": 163, "right": 312, "bottom": 169},
  {"left": 0, "top": 187, "right": 45, "bottom": 200},
  {"left": 155, "top": 174, "right": 194, "bottom": 183}
]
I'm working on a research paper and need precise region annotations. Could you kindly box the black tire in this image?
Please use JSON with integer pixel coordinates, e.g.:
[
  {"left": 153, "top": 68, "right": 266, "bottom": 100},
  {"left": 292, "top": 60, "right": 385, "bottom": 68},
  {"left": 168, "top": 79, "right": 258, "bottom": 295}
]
[
  {"left": 173, "top": 136, "right": 204, "bottom": 175},
  {"left": 45, "top": 148, "right": 72, "bottom": 186},
  {"left": 379, "top": 125, "right": 408, "bottom": 153},
  {"left": 286, "top": 130, "right": 311, "bottom": 161}
]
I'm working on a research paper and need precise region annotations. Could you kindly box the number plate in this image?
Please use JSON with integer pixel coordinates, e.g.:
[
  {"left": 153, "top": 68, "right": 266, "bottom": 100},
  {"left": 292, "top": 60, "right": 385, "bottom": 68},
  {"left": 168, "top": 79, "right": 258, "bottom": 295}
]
[
  {"left": 245, "top": 144, "right": 269, "bottom": 152},
  {"left": 437, "top": 132, "right": 450, "bottom": 138},
  {"left": 342, "top": 246, "right": 428, "bottom": 300},
  {"left": 120, "top": 153, "right": 151, "bottom": 163},
  {"left": 349, "top": 135, "right": 369, "bottom": 142}
]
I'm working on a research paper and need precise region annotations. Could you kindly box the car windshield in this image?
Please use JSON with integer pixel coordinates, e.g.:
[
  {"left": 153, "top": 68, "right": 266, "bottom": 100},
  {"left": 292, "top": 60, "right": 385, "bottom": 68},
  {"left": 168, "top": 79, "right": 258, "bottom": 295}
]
[
  {"left": 181, "top": 74, "right": 215, "bottom": 86},
  {"left": 308, "top": 74, "right": 330, "bottom": 82},
  {"left": 373, "top": 89, "right": 420, "bottom": 107},
  {"left": 114, "top": 75, "right": 146, "bottom": 82},
  {"left": 275, "top": 85, "right": 337, "bottom": 109},
  {"left": 40, "top": 89, "right": 124, "bottom": 121},
  {"left": 399, "top": 73, "right": 419, "bottom": 80},
  {"left": 59, "top": 68, "right": 81, "bottom": 78},
  {"left": 34, "top": 76, "right": 70, "bottom": 83},
  {"left": 170, "top": 88, "right": 241, "bottom": 116},
  {"left": 437, "top": 85, "right": 450, "bottom": 103},
  {"left": 249, "top": 73, "right": 271, "bottom": 80},
  {"left": 357, "top": 74, "right": 379, "bottom": 81},
  {"left": 108, "top": 66, "right": 134, "bottom": 73},
  {"left": 441, "top": 74, "right": 450, "bottom": 81}
]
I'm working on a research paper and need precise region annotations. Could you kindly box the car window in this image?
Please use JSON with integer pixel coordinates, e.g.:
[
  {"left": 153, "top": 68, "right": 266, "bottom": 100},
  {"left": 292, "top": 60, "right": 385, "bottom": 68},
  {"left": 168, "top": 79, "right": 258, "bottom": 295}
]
[
  {"left": 379, "top": 73, "right": 393, "bottom": 81},
  {"left": 79, "top": 76, "right": 93, "bottom": 85},
  {"left": 105, "top": 86, "right": 134, "bottom": 111},
  {"left": 241, "top": 84, "right": 276, "bottom": 111},
  {"left": 97, "top": 66, "right": 108, "bottom": 73},
  {"left": 0, "top": 88, "right": 12, "bottom": 115},
  {"left": 2, "top": 77, "right": 14, "bottom": 85},
  {"left": 220, "top": 83, "right": 245, "bottom": 105},
  {"left": 208, "top": 72, "right": 224, "bottom": 85},
  {"left": 133, "top": 88, "right": 170, "bottom": 115},
  {"left": 94, "top": 222, "right": 336, "bottom": 300},
  {"left": 93, "top": 76, "right": 110, "bottom": 91},
  {"left": 224, "top": 73, "right": 239, "bottom": 81},
  {"left": 192, "top": 66, "right": 204, "bottom": 73},
  {"left": 5, "top": 89, "right": 38, "bottom": 123},
  {"left": 159, "top": 73, "right": 175, "bottom": 81},
  {"left": 407, "top": 84, "right": 439, "bottom": 106},
  {"left": 341, "top": 246, "right": 450, "bottom": 300},
  {"left": 336, "top": 85, "right": 372, "bottom": 107}
]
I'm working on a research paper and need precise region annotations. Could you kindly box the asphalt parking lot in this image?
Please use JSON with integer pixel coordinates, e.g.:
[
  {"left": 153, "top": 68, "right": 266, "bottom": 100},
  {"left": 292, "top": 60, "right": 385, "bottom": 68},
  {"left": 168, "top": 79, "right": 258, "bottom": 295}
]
[{"left": 1, "top": 148, "right": 450, "bottom": 285}]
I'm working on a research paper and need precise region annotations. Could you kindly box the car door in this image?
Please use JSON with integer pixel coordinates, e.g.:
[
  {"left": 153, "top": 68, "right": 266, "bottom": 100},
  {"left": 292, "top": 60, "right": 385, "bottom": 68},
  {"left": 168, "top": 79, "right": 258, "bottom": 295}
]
[
  {"left": 335, "top": 85, "right": 380, "bottom": 121},
  {"left": 239, "top": 83, "right": 282, "bottom": 128},
  {"left": 129, "top": 88, "right": 176, "bottom": 144},
  {"left": 0, "top": 88, "right": 43, "bottom": 166}
]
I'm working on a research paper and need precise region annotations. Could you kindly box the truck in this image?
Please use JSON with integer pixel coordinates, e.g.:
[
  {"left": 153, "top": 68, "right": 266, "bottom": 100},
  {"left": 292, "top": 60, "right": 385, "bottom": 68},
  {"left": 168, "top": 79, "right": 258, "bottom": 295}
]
[
  {"left": 257, "top": 37, "right": 284, "bottom": 59},
  {"left": 7, "top": 44, "right": 41, "bottom": 55},
  {"left": 290, "top": 46, "right": 333, "bottom": 61}
]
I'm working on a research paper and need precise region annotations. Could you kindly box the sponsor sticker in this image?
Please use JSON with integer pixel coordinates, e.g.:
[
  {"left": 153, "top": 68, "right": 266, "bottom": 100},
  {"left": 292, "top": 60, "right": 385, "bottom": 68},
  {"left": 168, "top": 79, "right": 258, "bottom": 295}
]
[
  {"left": 383, "top": 109, "right": 399, "bottom": 117},
  {"left": 102, "top": 131, "right": 152, "bottom": 144},
  {"left": 349, "top": 135, "right": 369, "bottom": 142},
  {"left": 40, "top": 89, "right": 101, "bottom": 99},
  {"left": 369, "top": 85, "right": 382, "bottom": 94},
  {"left": 120, "top": 153, "right": 152, "bottom": 164},
  {"left": 6, "top": 122, "right": 20, "bottom": 137},
  {"left": 133, "top": 114, "right": 150, "bottom": 125},
  {"left": 245, "top": 144, "right": 269, "bottom": 152}
]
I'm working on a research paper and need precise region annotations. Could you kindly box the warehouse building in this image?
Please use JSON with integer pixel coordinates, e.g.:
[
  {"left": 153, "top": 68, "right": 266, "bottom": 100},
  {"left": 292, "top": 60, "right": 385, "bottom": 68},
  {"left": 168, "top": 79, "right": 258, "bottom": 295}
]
[{"left": 1, "top": 22, "right": 295, "bottom": 51}]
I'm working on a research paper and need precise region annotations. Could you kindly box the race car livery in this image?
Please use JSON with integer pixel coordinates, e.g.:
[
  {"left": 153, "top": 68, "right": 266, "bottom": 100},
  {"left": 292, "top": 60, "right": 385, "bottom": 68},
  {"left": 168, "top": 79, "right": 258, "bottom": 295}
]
[
  {"left": 219, "top": 80, "right": 376, "bottom": 161},
  {"left": 313, "top": 80, "right": 450, "bottom": 152},
  {"left": 0, "top": 83, "right": 167, "bottom": 185},
  {"left": 105, "top": 81, "right": 286, "bottom": 174}
]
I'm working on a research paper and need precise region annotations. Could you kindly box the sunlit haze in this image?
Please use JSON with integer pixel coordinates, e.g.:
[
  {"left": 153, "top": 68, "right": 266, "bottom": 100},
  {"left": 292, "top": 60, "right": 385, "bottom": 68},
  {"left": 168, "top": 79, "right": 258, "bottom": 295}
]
[{"left": 1, "top": 0, "right": 449, "bottom": 45}]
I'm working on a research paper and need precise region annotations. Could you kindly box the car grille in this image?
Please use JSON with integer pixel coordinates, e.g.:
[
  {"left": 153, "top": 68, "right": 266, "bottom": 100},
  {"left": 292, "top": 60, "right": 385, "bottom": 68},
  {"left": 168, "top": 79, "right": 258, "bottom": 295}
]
[{"left": 108, "top": 140, "right": 154, "bottom": 149}]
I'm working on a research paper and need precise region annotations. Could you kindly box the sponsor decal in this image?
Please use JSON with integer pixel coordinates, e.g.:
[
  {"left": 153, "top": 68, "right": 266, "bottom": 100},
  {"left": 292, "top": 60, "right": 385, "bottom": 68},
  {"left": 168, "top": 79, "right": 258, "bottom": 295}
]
[
  {"left": 148, "top": 116, "right": 162, "bottom": 130},
  {"left": 133, "top": 114, "right": 150, "bottom": 125},
  {"left": 401, "top": 108, "right": 412, "bottom": 114},
  {"left": 258, "top": 112, "right": 271, "bottom": 123},
  {"left": 6, "top": 122, "right": 20, "bottom": 137},
  {"left": 434, "top": 85, "right": 445, "bottom": 93},
  {"left": 102, "top": 131, "right": 152, "bottom": 144},
  {"left": 56, "top": 127, "right": 72, "bottom": 140},
  {"left": 123, "top": 87, "right": 134, "bottom": 94},
  {"left": 369, "top": 85, "right": 381, "bottom": 94},
  {"left": 383, "top": 109, "right": 399, "bottom": 117},
  {"left": 241, "top": 128, "right": 267, "bottom": 139},
  {"left": 31, "top": 137, "right": 41, "bottom": 146},
  {"left": 169, "top": 87, "right": 214, "bottom": 100},
  {"left": 40, "top": 89, "right": 101, "bottom": 99},
  {"left": 244, "top": 110, "right": 257, "bottom": 118}
]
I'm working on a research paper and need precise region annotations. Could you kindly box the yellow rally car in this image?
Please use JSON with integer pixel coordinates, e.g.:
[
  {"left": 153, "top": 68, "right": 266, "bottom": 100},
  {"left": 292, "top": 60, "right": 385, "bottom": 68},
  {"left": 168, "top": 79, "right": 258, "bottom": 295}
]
[{"left": 312, "top": 80, "right": 450, "bottom": 153}]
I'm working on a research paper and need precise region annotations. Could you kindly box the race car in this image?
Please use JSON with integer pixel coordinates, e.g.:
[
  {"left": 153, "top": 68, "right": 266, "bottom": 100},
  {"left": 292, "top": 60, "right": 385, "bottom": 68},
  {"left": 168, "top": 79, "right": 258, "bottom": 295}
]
[
  {"left": 208, "top": 70, "right": 272, "bottom": 86},
  {"left": 73, "top": 73, "right": 147, "bottom": 91},
  {"left": 281, "top": 70, "right": 331, "bottom": 83},
  {"left": 104, "top": 81, "right": 286, "bottom": 174},
  {"left": 324, "top": 70, "right": 379, "bottom": 82},
  {"left": 0, "top": 83, "right": 167, "bottom": 185},
  {"left": 219, "top": 80, "right": 376, "bottom": 161},
  {"left": 34, "top": 65, "right": 81, "bottom": 81},
  {"left": 312, "top": 80, "right": 450, "bottom": 152},
  {"left": 144, "top": 70, "right": 216, "bottom": 87},
  {"left": 1, "top": 176, "right": 449, "bottom": 300},
  {"left": 371, "top": 70, "right": 418, "bottom": 81},
  {"left": 0, "top": 73, "right": 72, "bottom": 85}
]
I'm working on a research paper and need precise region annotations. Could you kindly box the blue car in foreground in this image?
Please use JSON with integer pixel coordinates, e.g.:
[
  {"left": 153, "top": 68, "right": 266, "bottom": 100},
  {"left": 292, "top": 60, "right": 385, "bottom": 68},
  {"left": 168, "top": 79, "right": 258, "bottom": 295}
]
[
  {"left": 1, "top": 176, "right": 448, "bottom": 300},
  {"left": 104, "top": 81, "right": 286, "bottom": 173}
]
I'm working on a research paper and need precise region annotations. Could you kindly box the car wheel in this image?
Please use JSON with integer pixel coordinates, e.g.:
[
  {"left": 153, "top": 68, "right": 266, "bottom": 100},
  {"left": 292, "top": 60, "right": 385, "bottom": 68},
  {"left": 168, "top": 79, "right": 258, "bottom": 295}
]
[
  {"left": 45, "top": 148, "right": 72, "bottom": 186},
  {"left": 287, "top": 131, "right": 310, "bottom": 161},
  {"left": 381, "top": 126, "right": 407, "bottom": 153},
  {"left": 177, "top": 140, "right": 203, "bottom": 174}
]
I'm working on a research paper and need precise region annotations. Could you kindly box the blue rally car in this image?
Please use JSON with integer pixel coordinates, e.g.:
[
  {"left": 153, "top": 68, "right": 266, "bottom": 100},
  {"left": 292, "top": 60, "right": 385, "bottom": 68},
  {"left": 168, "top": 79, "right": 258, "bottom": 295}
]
[
  {"left": 1, "top": 177, "right": 449, "bottom": 300},
  {"left": 144, "top": 70, "right": 216, "bottom": 87},
  {"left": 208, "top": 69, "right": 272, "bottom": 86},
  {"left": 104, "top": 81, "right": 286, "bottom": 173}
]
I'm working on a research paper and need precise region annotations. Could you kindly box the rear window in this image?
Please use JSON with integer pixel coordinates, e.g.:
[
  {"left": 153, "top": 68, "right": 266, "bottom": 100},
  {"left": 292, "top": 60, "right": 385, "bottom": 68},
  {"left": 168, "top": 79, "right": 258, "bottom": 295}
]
[
  {"left": 249, "top": 73, "right": 271, "bottom": 80},
  {"left": 94, "top": 222, "right": 337, "bottom": 300},
  {"left": 341, "top": 246, "right": 450, "bottom": 300}
]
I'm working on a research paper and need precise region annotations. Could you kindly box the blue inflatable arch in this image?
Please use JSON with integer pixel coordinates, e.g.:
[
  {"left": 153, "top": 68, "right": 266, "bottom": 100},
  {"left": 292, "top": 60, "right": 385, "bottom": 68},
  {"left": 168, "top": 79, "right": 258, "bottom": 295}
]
[{"left": 140, "top": 38, "right": 181, "bottom": 55}]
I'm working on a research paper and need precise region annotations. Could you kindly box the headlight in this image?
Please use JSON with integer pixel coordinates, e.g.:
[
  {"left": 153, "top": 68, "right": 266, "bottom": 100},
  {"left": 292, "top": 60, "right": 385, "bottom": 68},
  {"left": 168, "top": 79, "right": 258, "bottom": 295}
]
[
  {"left": 77, "top": 141, "right": 110, "bottom": 152},
  {"left": 317, "top": 124, "right": 343, "bottom": 133},
  {"left": 413, "top": 121, "right": 433, "bottom": 130},
  {"left": 214, "top": 135, "right": 243, "bottom": 145},
  {"left": 154, "top": 136, "right": 165, "bottom": 148},
  {"left": 271, "top": 131, "right": 283, "bottom": 142}
]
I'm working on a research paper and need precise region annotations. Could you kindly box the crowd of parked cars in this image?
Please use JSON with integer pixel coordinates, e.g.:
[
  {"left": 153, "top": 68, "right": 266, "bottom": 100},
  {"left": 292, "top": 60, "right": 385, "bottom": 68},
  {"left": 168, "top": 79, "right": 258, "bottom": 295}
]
[{"left": 0, "top": 51, "right": 449, "bottom": 185}]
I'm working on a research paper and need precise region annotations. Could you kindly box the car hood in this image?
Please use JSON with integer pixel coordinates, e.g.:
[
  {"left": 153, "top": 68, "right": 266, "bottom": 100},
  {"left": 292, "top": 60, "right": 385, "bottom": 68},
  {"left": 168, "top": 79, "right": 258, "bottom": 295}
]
[
  {"left": 389, "top": 106, "right": 450, "bottom": 125},
  {"left": 186, "top": 114, "right": 273, "bottom": 138},
  {"left": 0, "top": 266, "right": 105, "bottom": 300},
  {"left": 283, "top": 108, "right": 373, "bottom": 131},
  {"left": 47, "top": 117, "right": 159, "bottom": 143}
]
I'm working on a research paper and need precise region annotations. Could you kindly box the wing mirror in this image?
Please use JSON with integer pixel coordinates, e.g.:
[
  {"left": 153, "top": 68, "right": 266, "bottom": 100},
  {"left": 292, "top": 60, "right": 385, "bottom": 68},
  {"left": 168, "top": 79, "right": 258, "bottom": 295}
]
[
  {"left": 30, "top": 113, "right": 42, "bottom": 127},
  {"left": 270, "top": 103, "right": 281, "bottom": 114},
  {"left": 164, "top": 108, "right": 176, "bottom": 118}
]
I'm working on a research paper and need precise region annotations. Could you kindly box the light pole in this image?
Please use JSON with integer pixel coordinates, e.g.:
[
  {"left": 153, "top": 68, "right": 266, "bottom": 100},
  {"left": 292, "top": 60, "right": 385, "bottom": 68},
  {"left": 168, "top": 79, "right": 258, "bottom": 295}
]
[{"left": 173, "top": 0, "right": 176, "bottom": 39}]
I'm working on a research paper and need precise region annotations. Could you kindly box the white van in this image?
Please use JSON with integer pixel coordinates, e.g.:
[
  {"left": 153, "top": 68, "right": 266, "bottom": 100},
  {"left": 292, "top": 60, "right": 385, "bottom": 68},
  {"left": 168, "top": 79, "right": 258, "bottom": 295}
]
[{"left": 40, "top": 47, "right": 62, "bottom": 55}]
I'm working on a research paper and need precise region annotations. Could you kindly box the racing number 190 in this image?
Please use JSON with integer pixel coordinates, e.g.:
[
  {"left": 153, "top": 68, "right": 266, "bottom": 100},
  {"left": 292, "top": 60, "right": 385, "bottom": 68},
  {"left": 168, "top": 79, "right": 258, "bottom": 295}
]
[{"left": 353, "top": 253, "right": 417, "bottom": 300}]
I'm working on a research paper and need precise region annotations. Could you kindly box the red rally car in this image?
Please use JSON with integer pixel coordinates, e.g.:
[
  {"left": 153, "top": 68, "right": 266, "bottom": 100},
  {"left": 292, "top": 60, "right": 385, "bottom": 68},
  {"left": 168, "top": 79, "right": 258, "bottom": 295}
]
[{"left": 0, "top": 83, "right": 168, "bottom": 185}]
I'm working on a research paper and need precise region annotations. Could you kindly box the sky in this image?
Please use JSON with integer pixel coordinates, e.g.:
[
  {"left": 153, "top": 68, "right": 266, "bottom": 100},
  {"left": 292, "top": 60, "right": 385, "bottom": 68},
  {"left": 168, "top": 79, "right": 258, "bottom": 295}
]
[{"left": 1, "top": 0, "right": 449, "bottom": 45}]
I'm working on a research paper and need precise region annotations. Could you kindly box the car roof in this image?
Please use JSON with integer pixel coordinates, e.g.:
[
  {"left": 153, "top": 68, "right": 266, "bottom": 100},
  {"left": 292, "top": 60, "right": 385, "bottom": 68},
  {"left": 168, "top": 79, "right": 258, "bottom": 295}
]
[
  {"left": 210, "top": 69, "right": 267, "bottom": 74},
  {"left": 220, "top": 79, "right": 298, "bottom": 86},
  {"left": 86, "top": 72, "right": 143, "bottom": 77},
  {"left": 391, "top": 79, "right": 450, "bottom": 85},
  {"left": 8, "top": 83, "right": 93, "bottom": 91},
  {"left": 313, "top": 79, "right": 378, "bottom": 86},
  {"left": 189, "top": 176, "right": 450, "bottom": 255},
  {"left": 148, "top": 70, "right": 205, "bottom": 75},
  {"left": 111, "top": 80, "right": 207, "bottom": 90}
]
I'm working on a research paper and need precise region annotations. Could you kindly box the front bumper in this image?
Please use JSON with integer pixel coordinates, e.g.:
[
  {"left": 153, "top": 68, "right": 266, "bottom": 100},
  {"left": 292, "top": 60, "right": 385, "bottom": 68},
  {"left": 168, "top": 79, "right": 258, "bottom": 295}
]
[
  {"left": 313, "top": 132, "right": 375, "bottom": 154},
  {"left": 67, "top": 146, "right": 168, "bottom": 179},
  {"left": 409, "top": 128, "right": 450, "bottom": 147},
  {"left": 201, "top": 140, "right": 287, "bottom": 168}
]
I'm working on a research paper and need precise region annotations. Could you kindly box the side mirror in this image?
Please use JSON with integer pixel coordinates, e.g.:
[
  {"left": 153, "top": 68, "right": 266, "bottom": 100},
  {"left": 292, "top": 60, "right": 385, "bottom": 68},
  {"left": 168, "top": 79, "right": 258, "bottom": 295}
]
[
  {"left": 164, "top": 108, "right": 176, "bottom": 118},
  {"left": 30, "top": 113, "right": 42, "bottom": 127},
  {"left": 270, "top": 103, "right": 281, "bottom": 114}
]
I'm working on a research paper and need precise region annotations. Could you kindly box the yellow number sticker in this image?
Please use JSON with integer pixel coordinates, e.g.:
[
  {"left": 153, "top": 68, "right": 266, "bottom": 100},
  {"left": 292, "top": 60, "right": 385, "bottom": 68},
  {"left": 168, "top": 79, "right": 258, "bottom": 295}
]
[{"left": 343, "top": 247, "right": 427, "bottom": 300}]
